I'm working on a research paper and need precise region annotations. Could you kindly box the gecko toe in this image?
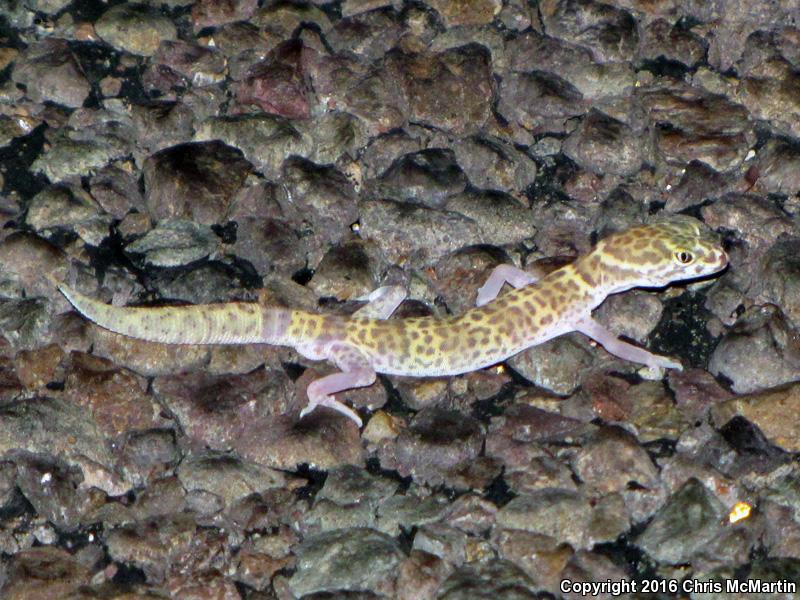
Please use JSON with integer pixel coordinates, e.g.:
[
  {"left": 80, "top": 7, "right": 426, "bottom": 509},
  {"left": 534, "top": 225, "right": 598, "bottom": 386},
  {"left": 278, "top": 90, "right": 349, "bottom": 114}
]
[{"left": 299, "top": 396, "right": 363, "bottom": 428}]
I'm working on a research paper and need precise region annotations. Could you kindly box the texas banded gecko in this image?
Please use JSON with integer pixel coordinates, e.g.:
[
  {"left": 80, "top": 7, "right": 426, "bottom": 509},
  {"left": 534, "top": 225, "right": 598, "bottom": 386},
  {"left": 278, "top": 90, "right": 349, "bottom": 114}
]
[{"left": 58, "top": 216, "right": 728, "bottom": 427}]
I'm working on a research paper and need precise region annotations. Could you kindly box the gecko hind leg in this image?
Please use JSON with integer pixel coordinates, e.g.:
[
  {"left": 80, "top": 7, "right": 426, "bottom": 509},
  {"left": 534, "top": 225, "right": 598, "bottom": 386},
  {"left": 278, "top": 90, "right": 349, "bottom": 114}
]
[
  {"left": 476, "top": 265, "right": 539, "bottom": 306},
  {"left": 573, "top": 315, "right": 683, "bottom": 371},
  {"left": 299, "top": 342, "right": 376, "bottom": 427},
  {"left": 353, "top": 285, "right": 406, "bottom": 320}
]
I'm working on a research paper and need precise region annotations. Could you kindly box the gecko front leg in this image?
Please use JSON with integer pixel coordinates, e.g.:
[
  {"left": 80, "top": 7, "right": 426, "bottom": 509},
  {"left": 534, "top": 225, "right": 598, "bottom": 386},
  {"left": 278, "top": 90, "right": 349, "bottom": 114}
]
[
  {"left": 299, "top": 342, "right": 376, "bottom": 427},
  {"left": 476, "top": 265, "right": 539, "bottom": 306},
  {"left": 572, "top": 315, "right": 682, "bottom": 371},
  {"left": 353, "top": 285, "right": 406, "bottom": 319}
]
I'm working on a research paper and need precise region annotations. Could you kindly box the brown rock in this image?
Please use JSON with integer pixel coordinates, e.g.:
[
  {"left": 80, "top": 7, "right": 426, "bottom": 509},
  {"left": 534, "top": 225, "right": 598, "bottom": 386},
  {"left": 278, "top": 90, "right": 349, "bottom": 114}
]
[
  {"left": 1, "top": 546, "right": 90, "bottom": 599},
  {"left": 14, "top": 343, "right": 64, "bottom": 390},
  {"left": 63, "top": 352, "right": 165, "bottom": 437},
  {"left": 711, "top": 382, "right": 800, "bottom": 452}
]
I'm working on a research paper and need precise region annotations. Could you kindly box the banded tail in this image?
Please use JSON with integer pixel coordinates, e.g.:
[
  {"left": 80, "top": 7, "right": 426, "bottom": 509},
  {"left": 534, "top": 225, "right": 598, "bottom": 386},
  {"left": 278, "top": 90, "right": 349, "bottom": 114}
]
[{"left": 58, "top": 284, "right": 289, "bottom": 345}]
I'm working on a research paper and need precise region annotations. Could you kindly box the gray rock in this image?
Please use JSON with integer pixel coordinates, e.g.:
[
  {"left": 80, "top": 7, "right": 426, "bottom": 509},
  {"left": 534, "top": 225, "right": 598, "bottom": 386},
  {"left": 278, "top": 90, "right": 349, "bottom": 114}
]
[
  {"left": 0, "top": 397, "right": 124, "bottom": 495},
  {"left": 749, "top": 138, "right": 800, "bottom": 196},
  {"left": 571, "top": 427, "right": 659, "bottom": 493},
  {"left": 640, "top": 19, "right": 707, "bottom": 67},
  {"left": 702, "top": 193, "right": 794, "bottom": 255},
  {"left": 194, "top": 113, "right": 312, "bottom": 178},
  {"left": 308, "top": 238, "right": 387, "bottom": 300},
  {"left": 497, "top": 71, "right": 585, "bottom": 133},
  {"left": 640, "top": 86, "right": 752, "bottom": 171},
  {"left": 446, "top": 190, "right": 538, "bottom": 247},
  {"left": 562, "top": 109, "right": 646, "bottom": 177},
  {"left": 279, "top": 158, "right": 359, "bottom": 267},
  {"left": 377, "top": 493, "right": 450, "bottom": 535},
  {"left": 503, "top": 31, "right": 636, "bottom": 99},
  {"left": 317, "top": 464, "right": 398, "bottom": 506},
  {"left": 26, "top": 0, "right": 76, "bottom": 12},
  {"left": 560, "top": 551, "right": 631, "bottom": 600},
  {"left": 497, "top": 489, "right": 594, "bottom": 549},
  {"left": 104, "top": 514, "right": 198, "bottom": 582},
  {"left": 358, "top": 199, "right": 482, "bottom": 268},
  {"left": 328, "top": 8, "right": 405, "bottom": 61},
  {"left": 25, "top": 184, "right": 104, "bottom": 234},
  {"left": 400, "top": 45, "right": 493, "bottom": 135},
  {"left": 451, "top": 135, "right": 538, "bottom": 195},
  {"left": 88, "top": 165, "right": 146, "bottom": 219},
  {"left": 125, "top": 220, "right": 218, "bottom": 267},
  {"left": 12, "top": 38, "right": 90, "bottom": 108},
  {"left": 438, "top": 559, "right": 538, "bottom": 599},
  {"left": 289, "top": 528, "right": 404, "bottom": 597},
  {"left": 709, "top": 305, "right": 800, "bottom": 394},
  {"left": 232, "top": 215, "right": 308, "bottom": 279},
  {"left": 413, "top": 522, "right": 467, "bottom": 565},
  {"left": 0, "top": 232, "right": 69, "bottom": 304},
  {"left": 116, "top": 429, "right": 180, "bottom": 488},
  {"left": 234, "top": 39, "right": 313, "bottom": 120},
  {"left": 191, "top": 0, "right": 258, "bottom": 29},
  {"left": 540, "top": 0, "right": 638, "bottom": 63},
  {"left": 150, "top": 41, "right": 227, "bottom": 88},
  {"left": 129, "top": 101, "right": 196, "bottom": 156},
  {"left": 752, "top": 237, "right": 800, "bottom": 328},
  {"left": 177, "top": 451, "right": 286, "bottom": 508},
  {"left": 13, "top": 451, "right": 84, "bottom": 531},
  {"left": 710, "top": 382, "right": 800, "bottom": 453},
  {"left": 0, "top": 114, "right": 35, "bottom": 148},
  {"left": 508, "top": 334, "right": 595, "bottom": 395},
  {"left": 143, "top": 141, "right": 253, "bottom": 225},
  {"left": 636, "top": 478, "right": 725, "bottom": 564},
  {"left": 379, "top": 407, "right": 484, "bottom": 488},
  {"left": 0, "top": 298, "right": 53, "bottom": 351},
  {"left": 32, "top": 134, "right": 128, "bottom": 183},
  {"left": 95, "top": 4, "right": 178, "bottom": 57},
  {"left": 1, "top": 547, "right": 91, "bottom": 597},
  {"left": 369, "top": 148, "right": 467, "bottom": 208},
  {"left": 311, "top": 53, "right": 410, "bottom": 135}
]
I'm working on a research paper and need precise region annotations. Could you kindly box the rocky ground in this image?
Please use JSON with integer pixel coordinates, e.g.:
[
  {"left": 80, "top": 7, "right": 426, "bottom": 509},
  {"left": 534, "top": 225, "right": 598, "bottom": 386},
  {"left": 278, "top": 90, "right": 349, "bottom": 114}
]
[{"left": 0, "top": 0, "right": 799, "bottom": 598}]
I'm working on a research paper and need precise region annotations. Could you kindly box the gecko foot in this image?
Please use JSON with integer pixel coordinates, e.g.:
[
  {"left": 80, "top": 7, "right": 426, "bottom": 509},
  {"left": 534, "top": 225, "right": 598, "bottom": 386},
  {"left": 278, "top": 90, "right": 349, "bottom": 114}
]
[
  {"left": 299, "top": 396, "right": 363, "bottom": 428},
  {"left": 644, "top": 353, "right": 683, "bottom": 371}
]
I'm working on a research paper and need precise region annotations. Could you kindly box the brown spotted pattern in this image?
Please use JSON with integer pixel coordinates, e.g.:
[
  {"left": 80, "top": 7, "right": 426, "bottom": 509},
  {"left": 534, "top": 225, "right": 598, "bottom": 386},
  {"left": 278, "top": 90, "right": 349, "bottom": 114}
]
[
  {"left": 59, "top": 217, "right": 727, "bottom": 379},
  {"left": 336, "top": 216, "right": 727, "bottom": 377},
  {"left": 338, "top": 272, "right": 581, "bottom": 377}
]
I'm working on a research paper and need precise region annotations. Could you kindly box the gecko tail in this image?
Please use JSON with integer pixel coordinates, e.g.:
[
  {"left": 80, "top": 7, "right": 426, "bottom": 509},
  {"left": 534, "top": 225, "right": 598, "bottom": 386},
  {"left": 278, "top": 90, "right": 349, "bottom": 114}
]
[{"left": 58, "top": 283, "right": 280, "bottom": 345}]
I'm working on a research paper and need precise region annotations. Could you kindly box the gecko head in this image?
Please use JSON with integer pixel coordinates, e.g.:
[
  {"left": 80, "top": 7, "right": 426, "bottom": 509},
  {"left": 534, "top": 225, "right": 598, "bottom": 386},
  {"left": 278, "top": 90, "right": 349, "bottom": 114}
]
[{"left": 590, "top": 216, "right": 728, "bottom": 293}]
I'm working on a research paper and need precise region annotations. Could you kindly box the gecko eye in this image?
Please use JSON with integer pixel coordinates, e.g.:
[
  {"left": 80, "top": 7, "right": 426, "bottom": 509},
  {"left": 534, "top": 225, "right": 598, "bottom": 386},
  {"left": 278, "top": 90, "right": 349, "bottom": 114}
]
[{"left": 674, "top": 250, "right": 694, "bottom": 264}]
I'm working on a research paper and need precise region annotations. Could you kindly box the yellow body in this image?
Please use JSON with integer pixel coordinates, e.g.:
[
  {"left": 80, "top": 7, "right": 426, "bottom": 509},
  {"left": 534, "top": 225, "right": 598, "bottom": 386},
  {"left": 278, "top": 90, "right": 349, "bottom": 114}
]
[
  {"left": 58, "top": 216, "right": 728, "bottom": 426},
  {"left": 291, "top": 267, "right": 582, "bottom": 377}
]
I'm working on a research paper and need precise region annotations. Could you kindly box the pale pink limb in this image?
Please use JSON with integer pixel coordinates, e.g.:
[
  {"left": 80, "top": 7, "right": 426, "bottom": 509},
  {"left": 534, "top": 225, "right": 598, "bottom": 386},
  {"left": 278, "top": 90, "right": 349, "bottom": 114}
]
[
  {"left": 299, "top": 343, "right": 376, "bottom": 427},
  {"left": 476, "top": 265, "right": 539, "bottom": 306},
  {"left": 353, "top": 285, "right": 407, "bottom": 320},
  {"left": 573, "top": 316, "right": 683, "bottom": 371}
]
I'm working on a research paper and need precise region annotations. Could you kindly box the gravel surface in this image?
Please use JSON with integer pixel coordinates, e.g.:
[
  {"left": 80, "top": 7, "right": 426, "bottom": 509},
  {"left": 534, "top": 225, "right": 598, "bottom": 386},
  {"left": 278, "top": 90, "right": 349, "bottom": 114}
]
[{"left": 0, "top": 0, "right": 799, "bottom": 598}]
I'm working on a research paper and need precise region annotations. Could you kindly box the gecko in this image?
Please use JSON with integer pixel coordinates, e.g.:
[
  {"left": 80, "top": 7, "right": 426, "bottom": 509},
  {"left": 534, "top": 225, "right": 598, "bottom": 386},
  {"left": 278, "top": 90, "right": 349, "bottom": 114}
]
[{"left": 57, "top": 216, "right": 728, "bottom": 428}]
